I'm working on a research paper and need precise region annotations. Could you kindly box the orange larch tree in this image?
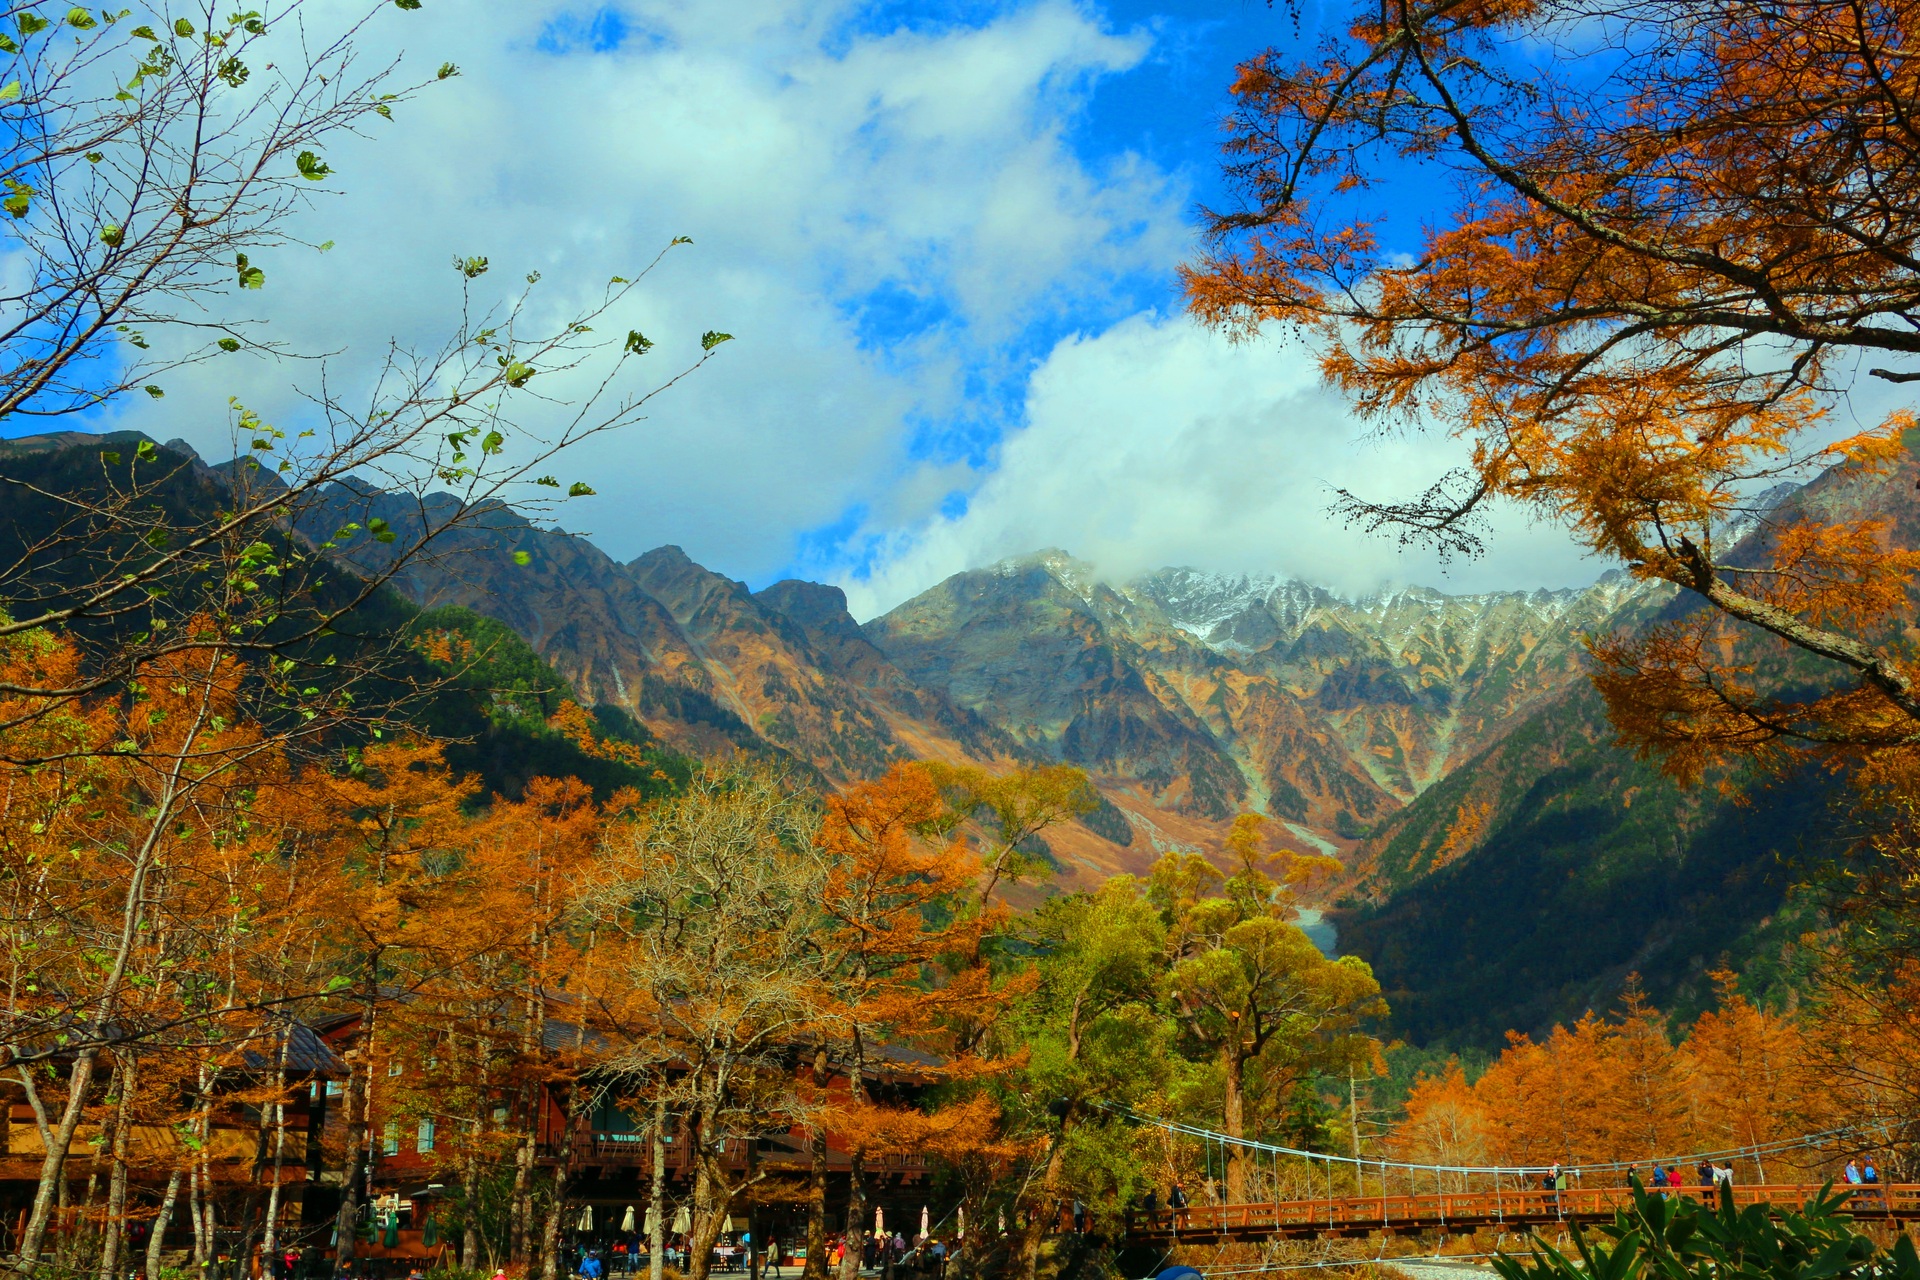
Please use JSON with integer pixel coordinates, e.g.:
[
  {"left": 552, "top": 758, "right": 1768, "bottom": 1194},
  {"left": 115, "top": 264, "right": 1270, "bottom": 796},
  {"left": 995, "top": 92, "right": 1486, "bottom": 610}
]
[
  {"left": 1185, "top": 0, "right": 1920, "bottom": 779},
  {"left": 806, "top": 763, "right": 1012, "bottom": 1280}
]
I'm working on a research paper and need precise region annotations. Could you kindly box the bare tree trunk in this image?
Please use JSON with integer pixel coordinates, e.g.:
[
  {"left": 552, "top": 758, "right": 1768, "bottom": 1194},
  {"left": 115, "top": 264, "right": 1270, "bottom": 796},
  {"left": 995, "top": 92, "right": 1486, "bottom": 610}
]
[
  {"left": 800, "top": 1129, "right": 828, "bottom": 1280},
  {"left": 261, "top": 1028, "right": 294, "bottom": 1262},
  {"left": 538, "top": 1084, "right": 581, "bottom": 1280},
  {"left": 98, "top": 1056, "right": 136, "bottom": 1280},
  {"left": 684, "top": 1141, "right": 727, "bottom": 1280},
  {"left": 833, "top": 1158, "right": 866, "bottom": 1280},
  {"left": 801, "top": 1047, "right": 830, "bottom": 1280},
  {"left": 1017, "top": 1136, "right": 1069, "bottom": 1280},
  {"left": 333, "top": 1007, "right": 377, "bottom": 1276},
  {"left": 460, "top": 1135, "right": 484, "bottom": 1270},
  {"left": 507, "top": 1094, "right": 537, "bottom": 1266},
  {"left": 648, "top": 1099, "right": 667, "bottom": 1280},
  {"left": 1223, "top": 1048, "right": 1249, "bottom": 1202},
  {"left": 147, "top": 1170, "right": 185, "bottom": 1280}
]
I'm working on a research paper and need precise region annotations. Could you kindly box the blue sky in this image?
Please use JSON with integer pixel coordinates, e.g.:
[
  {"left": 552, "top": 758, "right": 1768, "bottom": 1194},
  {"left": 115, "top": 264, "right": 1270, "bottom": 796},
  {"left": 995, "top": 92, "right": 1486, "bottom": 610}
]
[{"left": 96, "top": 0, "right": 1612, "bottom": 617}]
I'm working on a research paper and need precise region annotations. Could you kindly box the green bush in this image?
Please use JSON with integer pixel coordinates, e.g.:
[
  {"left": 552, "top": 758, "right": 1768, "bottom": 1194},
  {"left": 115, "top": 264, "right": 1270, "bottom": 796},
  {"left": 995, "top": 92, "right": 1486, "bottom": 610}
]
[{"left": 1493, "top": 1181, "right": 1919, "bottom": 1280}]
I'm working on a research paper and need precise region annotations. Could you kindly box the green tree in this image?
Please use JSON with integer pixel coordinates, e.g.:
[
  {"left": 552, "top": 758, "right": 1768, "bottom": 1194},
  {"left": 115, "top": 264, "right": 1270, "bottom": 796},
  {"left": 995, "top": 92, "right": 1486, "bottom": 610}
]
[
  {"left": 1004, "top": 880, "right": 1172, "bottom": 1280},
  {"left": 1151, "top": 815, "right": 1384, "bottom": 1201}
]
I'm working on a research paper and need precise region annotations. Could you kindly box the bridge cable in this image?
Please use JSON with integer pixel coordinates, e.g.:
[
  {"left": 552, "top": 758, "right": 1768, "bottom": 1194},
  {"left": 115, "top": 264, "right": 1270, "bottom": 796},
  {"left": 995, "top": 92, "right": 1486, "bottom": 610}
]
[{"left": 1093, "top": 1100, "right": 1877, "bottom": 1180}]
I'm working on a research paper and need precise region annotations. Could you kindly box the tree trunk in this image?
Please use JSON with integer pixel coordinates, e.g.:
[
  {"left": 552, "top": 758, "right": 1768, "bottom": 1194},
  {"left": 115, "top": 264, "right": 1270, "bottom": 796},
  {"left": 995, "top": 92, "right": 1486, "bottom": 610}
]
[
  {"left": 683, "top": 1146, "right": 727, "bottom": 1280},
  {"left": 510, "top": 1090, "right": 541, "bottom": 1266},
  {"left": 800, "top": 1126, "right": 828, "bottom": 1280},
  {"left": 97, "top": 1056, "right": 135, "bottom": 1280},
  {"left": 1017, "top": 1133, "right": 1070, "bottom": 1280},
  {"left": 17, "top": 1047, "right": 101, "bottom": 1267},
  {"left": 648, "top": 1099, "right": 667, "bottom": 1280},
  {"left": 461, "top": 1134, "right": 484, "bottom": 1270},
  {"left": 538, "top": 1085, "right": 579, "bottom": 1280},
  {"left": 834, "top": 1157, "right": 866, "bottom": 1280},
  {"left": 147, "top": 1170, "right": 184, "bottom": 1280},
  {"left": 800, "top": 1041, "right": 832, "bottom": 1280},
  {"left": 1223, "top": 1047, "right": 1248, "bottom": 1202},
  {"left": 261, "top": 1029, "right": 293, "bottom": 1263},
  {"left": 331, "top": 1056, "right": 369, "bottom": 1274}
]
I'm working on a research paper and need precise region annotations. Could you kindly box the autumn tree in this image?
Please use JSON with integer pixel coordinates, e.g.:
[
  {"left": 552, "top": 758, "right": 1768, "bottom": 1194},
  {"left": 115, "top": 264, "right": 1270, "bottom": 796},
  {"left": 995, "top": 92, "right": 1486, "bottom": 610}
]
[
  {"left": 799, "top": 764, "right": 1009, "bottom": 1280},
  {"left": 1680, "top": 973, "right": 1831, "bottom": 1182},
  {"left": 579, "top": 766, "right": 826, "bottom": 1280},
  {"left": 1185, "top": 0, "right": 1920, "bottom": 778}
]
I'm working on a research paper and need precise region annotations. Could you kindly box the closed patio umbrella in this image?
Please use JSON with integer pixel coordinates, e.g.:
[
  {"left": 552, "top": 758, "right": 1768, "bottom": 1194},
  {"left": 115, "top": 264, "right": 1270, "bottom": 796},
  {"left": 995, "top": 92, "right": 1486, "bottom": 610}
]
[
  {"left": 722, "top": 1216, "right": 735, "bottom": 1235},
  {"left": 578, "top": 1206, "right": 595, "bottom": 1233},
  {"left": 645, "top": 1205, "right": 660, "bottom": 1235},
  {"left": 957, "top": 1208, "right": 964, "bottom": 1239},
  {"left": 622, "top": 1206, "right": 637, "bottom": 1233},
  {"left": 671, "top": 1207, "right": 691, "bottom": 1235},
  {"left": 874, "top": 1208, "right": 884, "bottom": 1237},
  {"left": 919, "top": 1206, "right": 928, "bottom": 1238}
]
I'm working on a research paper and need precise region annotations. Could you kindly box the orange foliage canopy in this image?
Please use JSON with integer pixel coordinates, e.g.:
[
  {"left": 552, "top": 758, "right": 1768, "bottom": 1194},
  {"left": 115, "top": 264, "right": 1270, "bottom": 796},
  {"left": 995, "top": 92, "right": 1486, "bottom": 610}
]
[
  {"left": 1185, "top": 0, "right": 1920, "bottom": 780},
  {"left": 1392, "top": 976, "right": 1848, "bottom": 1180}
]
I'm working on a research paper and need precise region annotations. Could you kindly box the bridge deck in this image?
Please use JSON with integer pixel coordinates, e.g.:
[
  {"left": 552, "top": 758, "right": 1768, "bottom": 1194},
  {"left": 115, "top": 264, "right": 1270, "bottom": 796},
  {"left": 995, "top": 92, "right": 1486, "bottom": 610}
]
[{"left": 1125, "top": 1184, "right": 1920, "bottom": 1244}]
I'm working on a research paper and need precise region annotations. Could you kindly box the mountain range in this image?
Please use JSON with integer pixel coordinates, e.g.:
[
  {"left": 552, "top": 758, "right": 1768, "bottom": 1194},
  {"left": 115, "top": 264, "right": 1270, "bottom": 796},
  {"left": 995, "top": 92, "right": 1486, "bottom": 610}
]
[{"left": 7, "top": 430, "right": 1887, "bottom": 1045}]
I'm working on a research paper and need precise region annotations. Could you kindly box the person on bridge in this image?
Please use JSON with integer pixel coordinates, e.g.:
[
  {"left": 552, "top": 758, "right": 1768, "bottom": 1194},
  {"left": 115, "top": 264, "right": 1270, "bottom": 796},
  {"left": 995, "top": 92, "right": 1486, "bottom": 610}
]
[
  {"left": 1168, "top": 1183, "right": 1189, "bottom": 1229},
  {"left": 1651, "top": 1166, "right": 1669, "bottom": 1189},
  {"left": 1697, "top": 1162, "right": 1714, "bottom": 1188},
  {"left": 1142, "top": 1189, "right": 1158, "bottom": 1226},
  {"left": 1845, "top": 1160, "right": 1863, "bottom": 1186}
]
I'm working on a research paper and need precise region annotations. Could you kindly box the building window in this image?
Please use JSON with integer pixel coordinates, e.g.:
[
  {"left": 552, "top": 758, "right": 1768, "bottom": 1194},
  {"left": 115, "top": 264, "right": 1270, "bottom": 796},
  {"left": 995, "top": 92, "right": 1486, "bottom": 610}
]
[
  {"left": 416, "top": 1118, "right": 436, "bottom": 1153},
  {"left": 382, "top": 1123, "right": 399, "bottom": 1157},
  {"left": 388, "top": 1061, "right": 403, "bottom": 1077}
]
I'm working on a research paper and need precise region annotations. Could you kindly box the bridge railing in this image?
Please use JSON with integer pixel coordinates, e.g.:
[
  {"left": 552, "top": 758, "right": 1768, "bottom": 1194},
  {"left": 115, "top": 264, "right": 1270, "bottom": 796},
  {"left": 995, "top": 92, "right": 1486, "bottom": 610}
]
[{"left": 1125, "top": 1184, "right": 1920, "bottom": 1240}]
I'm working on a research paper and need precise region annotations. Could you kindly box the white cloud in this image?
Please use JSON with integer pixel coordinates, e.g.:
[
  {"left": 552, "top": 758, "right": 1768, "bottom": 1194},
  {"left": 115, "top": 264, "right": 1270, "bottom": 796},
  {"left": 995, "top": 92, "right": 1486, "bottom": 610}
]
[
  {"left": 839, "top": 314, "right": 1605, "bottom": 619},
  {"left": 103, "top": 0, "right": 1177, "bottom": 577}
]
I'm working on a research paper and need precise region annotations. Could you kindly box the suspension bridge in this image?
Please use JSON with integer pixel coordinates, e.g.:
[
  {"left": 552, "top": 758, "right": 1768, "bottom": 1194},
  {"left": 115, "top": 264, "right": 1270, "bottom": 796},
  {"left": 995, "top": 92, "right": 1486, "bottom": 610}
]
[{"left": 1100, "top": 1105, "right": 1919, "bottom": 1246}]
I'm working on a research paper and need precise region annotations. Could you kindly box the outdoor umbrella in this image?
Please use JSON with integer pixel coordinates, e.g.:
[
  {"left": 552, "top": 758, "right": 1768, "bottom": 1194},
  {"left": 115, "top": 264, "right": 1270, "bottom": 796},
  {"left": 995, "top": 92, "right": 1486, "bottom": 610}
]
[
  {"left": 645, "top": 1205, "right": 661, "bottom": 1235},
  {"left": 422, "top": 1212, "right": 437, "bottom": 1248},
  {"left": 957, "top": 1209, "right": 964, "bottom": 1240},
  {"left": 579, "top": 1206, "right": 595, "bottom": 1233},
  {"left": 919, "top": 1206, "right": 928, "bottom": 1238},
  {"left": 381, "top": 1214, "right": 399, "bottom": 1249},
  {"left": 722, "top": 1216, "right": 736, "bottom": 1235},
  {"left": 622, "top": 1206, "right": 636, "bottom": 1233},
  {"left": 671, "top": 1207, "right": 691, "bottom": 1235},
  {"left": 874, "top": 1207, "right": 884, "bottom": 1237}
]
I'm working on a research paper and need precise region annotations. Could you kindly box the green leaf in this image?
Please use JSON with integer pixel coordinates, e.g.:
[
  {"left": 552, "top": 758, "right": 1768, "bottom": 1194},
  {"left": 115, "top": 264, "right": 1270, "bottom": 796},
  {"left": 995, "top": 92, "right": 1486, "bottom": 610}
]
[
  {"left": 502, "top": 362, "right": 533, "bottom": 387},
  {"left": 0, "top": 82, "right": 20, "bottom": 103},
  {"left": 568, "top": 482, "right": 595, "bottom": 497},
  {"left": 16, "top": 14, "right": 48, "bottom": 36},
  {"left": 2, "top": 179, "right": 30, "bottom": 217},
  {"left": 135, "top": 439, "right": 157, "bottom": 462},
  {"left": 65, "top": 8, "right": 96, "bottom": 29},
  {"left": 101, "top": 450, "right": 120, "bottom": 465},
  {"left": 625, "top": 330, "right": 653, "bottom": 355},
  {"left": 0, "top": 33, "right": 19, "bottom": 52},
  {"left": 216, "top": 55, "right": 246, "bottom": 86},
  {"left": 671, "top": 235, "right": 692, "bottom": 245},
  {"left": 172, "top": 17, "right": 193, "bottom": 36},
  {"left": 294, "top": 150, "right": 329, "bottom": 181},
  {"left": 84, "top": 150, "right": 101, "bottom": 162},
  {"left": 235, "top": 252, "right": 264, "bottom": 289},
  {"left": 512, "top": 550, "right": 531, "bottom": 566},
  {"left": 435, "top": 60, "right": 458, "bottom": 79},
  {"left": 394, "top": 0, "right": 421, "bottom": 7},
  {"left": 534, "top": 475, "right": 559, "bottom": 487},
  {"left": 374, "top": 103, "right": 392, "bottom": 119},
  {"left": 143, "top": 384, "right": 164, "bottom": 398},
  {"left": 367, "top": 517, "right": 395, "bottom": 544},
  {"left": 98, "top": 223, "right": 122, "bottom": 247},
  {"left": 217, "top": 336, "right": 240, "bottom": 352},
  {"left": 453, "top": 254, "right": 488, "bottom": 279},
  {"left": 700, "top": 330, "right": 733, "bottom": 351},
  {"left": 317, "top": 239, "right": 334, "bottom": 252},
  {"left": 481, "top": 429, "right": 505, "bottom": 453},
  {"left": 129, "top": 24, "right": 153, "bottom": 39}
]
